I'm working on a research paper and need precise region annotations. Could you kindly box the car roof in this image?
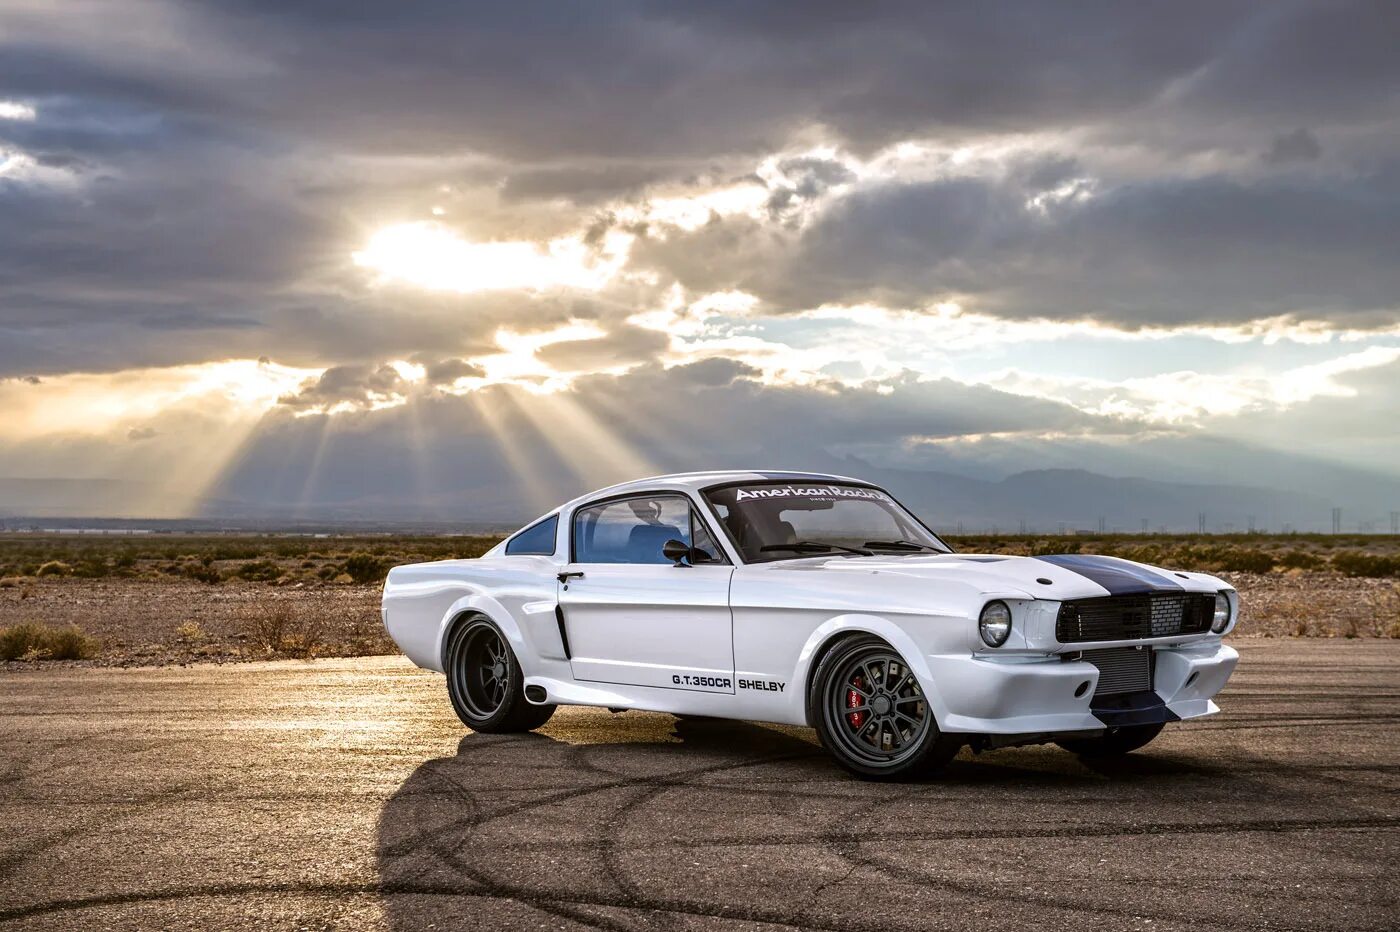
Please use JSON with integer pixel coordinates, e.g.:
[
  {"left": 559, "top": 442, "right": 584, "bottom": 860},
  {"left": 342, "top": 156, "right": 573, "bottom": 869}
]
[{"left": 560, "top": 469, "right": 869, "bottom": 510}]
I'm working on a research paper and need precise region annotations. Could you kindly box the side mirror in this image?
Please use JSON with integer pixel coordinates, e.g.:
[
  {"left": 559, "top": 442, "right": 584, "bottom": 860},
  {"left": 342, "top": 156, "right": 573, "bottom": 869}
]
[{"left": 662, "top": 539, "right": 692, "bottom": 567}]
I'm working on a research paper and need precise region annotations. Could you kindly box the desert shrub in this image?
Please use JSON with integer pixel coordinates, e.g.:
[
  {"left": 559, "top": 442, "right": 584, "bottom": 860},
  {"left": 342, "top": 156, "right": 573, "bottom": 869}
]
[
  {"left": 174, "top": 621, "right": 206, "bottom": 642},
  {"left": 182, "top": 562, "right": 223, "bottom": 584},
  {"left": 72, "top": 558, "right": 111, "bottom": 578},
  {"left": 1102, "top": 544, "right": 1167, "bottom": 565},
  {"left": 342, "top": 552, "right": 390, "bottom": 584},
  {"left": 36, "top": 561, "right": 73, "bottom": 577},
  {"left": 246, "top": 604, "right": 323, "bottom": 658},
  {"left": 233, "top": 559, "right": 282, "bottom": 582},
  {"left": 1275, "top": 549, "right": 1324, "bottom": 571},
  {"left": 1330, "top": 551, "right": 1400, "bottom": 578},
  {"left": 1211, "top": 548, "right": 1276, "bottom": 574},
  {"left": 332, "top": 609, "right": 396, "bottom": 656},
  {"left": 0, "top": 622, "right": 97, "bottom": 661}
]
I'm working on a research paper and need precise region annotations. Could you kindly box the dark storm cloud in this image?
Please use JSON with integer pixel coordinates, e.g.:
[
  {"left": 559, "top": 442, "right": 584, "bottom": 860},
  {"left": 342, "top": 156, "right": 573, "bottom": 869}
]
[
  {"left": 666, "top": 358, "right": 763, "bottom": 387},
  {"left": 415, "top": 357, "right": 486, "bottom": 386},
  {"left": 0, "top": 0, "right": 1397, "bottom": 380},
  {"left": 166, "top": 1, "right": 1397, "bottom": 159},
  {"left": 1265, "top": 129, "right": 1322, "bottom": 165},
  {"left": 276, "top": 363, "right": 408, "bottom": 409},
  {"left": 535, "top": 325, "right": 672, "bottom": 371},
  {"left": 500, "top": 164, "right": 675, "bottom": 204},
  {"left": 639, "top": 164, "right": 1400, "bottom": 327}
]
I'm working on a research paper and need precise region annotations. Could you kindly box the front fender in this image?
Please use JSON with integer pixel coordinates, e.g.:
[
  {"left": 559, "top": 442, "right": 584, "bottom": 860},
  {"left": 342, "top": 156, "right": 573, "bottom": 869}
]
[{"left": 791, "top": 613, "right": 955, "bottom": 729}]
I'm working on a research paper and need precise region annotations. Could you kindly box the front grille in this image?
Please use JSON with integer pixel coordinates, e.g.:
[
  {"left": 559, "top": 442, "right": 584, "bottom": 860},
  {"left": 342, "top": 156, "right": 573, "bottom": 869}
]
[
  {"left": 1081, "top": 647, "right": 1152, "bottom": 696},
  {"left": 1056, "top": 593, "right": 1214, "bottom": 643}
]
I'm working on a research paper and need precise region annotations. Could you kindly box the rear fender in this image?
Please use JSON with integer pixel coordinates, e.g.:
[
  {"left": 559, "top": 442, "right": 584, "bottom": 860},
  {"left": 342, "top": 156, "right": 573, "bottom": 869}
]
[{"left": 435, "top": 593, "right": 529, "bottom": 673}]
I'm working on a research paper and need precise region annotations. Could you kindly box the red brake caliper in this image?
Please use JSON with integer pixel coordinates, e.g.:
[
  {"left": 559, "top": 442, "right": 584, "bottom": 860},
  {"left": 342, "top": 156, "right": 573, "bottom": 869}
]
[{"left": 847, "top": 675, "right": 865, "bottom": 729}]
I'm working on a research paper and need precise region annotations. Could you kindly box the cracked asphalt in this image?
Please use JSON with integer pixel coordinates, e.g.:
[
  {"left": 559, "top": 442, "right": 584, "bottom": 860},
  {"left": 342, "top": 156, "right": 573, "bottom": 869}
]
[{"left": 2, "top": 640, "right": 1397, "bottom": 931}]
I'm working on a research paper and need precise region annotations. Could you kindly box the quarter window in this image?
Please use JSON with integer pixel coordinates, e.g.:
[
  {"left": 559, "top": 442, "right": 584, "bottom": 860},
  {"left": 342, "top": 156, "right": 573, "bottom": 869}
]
[{"left": 505, "top": 515, "right": 558, "bottom": 556}]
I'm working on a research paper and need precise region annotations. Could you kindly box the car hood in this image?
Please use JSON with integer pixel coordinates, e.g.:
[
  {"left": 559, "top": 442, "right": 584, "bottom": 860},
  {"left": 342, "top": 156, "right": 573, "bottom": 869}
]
[{"left": 775, "top": 551, "right": 1223, "bottom": 601}]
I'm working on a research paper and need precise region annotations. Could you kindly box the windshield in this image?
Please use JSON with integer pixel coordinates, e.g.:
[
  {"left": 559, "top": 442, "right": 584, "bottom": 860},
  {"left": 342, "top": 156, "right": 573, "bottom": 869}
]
[{"left": 703, "top": 481, "right": 950, "bottom": 563}]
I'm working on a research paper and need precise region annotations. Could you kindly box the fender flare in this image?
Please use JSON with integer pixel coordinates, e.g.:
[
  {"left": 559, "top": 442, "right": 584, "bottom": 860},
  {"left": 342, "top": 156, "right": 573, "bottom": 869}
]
[
  {"left": 792, "top": 614, "right": 954, "bottom": 729},
  {"left": 434, "top": 592, "right": 530, "bottom": 673}
]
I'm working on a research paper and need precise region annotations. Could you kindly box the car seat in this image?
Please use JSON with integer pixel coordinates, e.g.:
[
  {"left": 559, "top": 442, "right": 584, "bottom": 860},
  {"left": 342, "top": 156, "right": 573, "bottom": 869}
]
[{"left": 625, "top": 523, "right": 683, "bottom": 563}]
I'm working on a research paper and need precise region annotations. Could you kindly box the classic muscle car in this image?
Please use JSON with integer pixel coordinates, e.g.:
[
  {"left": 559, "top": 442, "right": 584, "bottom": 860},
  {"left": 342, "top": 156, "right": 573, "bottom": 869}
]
[{"left": 381, "top": 471, "right": 1239, "bottom": 778}]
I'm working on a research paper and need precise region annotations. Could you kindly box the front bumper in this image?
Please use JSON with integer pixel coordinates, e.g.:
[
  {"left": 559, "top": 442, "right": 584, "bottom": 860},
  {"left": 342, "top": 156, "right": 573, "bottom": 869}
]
[{"left": 928, "top": 641, "right": 1239, "bottom": 735}]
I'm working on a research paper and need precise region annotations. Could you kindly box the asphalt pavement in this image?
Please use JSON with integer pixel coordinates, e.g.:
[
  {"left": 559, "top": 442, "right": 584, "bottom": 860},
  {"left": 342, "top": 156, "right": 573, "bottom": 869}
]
[{"left": 2, "top": 639, "right": 1397, "bottom": 931}]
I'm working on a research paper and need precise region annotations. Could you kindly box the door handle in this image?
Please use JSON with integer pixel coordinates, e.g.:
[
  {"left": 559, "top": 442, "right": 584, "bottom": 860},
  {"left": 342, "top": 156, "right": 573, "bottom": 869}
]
[{"left": 557, "top": 571, "right": 585, "bottom": 583}]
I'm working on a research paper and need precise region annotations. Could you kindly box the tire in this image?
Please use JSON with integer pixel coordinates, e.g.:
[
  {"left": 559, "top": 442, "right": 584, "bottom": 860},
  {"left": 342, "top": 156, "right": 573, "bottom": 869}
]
[
  {"left": 1055, "top": 722, "right": 1164, "bottom": 757},
  {"left": 444, "top": 615, "right": 555, "bottom": 733},
  {"left": 810, "top": 635, "right": 961, "bottom": 780}
]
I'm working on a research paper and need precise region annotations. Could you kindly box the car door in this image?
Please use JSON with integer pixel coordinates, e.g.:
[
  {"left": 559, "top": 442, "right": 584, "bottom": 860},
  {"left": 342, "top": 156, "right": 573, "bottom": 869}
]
[{"left": 558, "top": 492, "right": 735, "bottom": 693}]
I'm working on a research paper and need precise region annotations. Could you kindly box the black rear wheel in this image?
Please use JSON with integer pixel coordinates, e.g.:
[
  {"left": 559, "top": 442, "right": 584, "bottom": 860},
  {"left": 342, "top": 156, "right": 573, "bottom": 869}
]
[
  {"left": 445, "top": 616, "right": 555, "bottom": 733},
  {"left": 811, "top": 636, "right": 960, "bottom": 779},
  {"left": 1056, "top": 722, "right": 1164, "bottom": 757}
]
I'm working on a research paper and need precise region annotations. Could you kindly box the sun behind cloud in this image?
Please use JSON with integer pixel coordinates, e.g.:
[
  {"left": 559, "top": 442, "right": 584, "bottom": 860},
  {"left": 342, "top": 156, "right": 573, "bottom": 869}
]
[{"left": 352, "top": 221, "right": 629, "bottom": 293}]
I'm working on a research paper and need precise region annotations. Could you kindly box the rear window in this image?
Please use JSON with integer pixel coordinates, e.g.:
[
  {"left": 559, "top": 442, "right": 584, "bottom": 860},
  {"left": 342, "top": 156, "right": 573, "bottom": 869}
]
[{"left": 505, "top": 515, "right": 558, "bottom": 556}]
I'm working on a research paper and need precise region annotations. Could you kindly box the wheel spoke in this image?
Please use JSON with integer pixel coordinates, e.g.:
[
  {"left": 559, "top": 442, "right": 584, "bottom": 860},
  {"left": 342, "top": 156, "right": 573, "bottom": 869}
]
[
  {"left": 894, "top": 710, "right": 921, "bottom": 730},
  {"left": 882, "top": 719, "right": 900, "bottom": 751}
]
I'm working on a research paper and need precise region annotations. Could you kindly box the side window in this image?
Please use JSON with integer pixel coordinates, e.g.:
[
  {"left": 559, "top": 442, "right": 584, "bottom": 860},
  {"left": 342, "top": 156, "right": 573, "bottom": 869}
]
[
  {"left": 505, "top": 515, "right": 558, "bottom": 556},
  {"left": 573, "top": 496, "right": 691, "bottom": 564}
]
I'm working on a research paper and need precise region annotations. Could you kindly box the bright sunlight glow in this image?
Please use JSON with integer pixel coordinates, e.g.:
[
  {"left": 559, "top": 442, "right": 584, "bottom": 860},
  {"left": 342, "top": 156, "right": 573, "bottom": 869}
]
[{"left": 353, "top": 222, "right": 630, "bottom": 293}]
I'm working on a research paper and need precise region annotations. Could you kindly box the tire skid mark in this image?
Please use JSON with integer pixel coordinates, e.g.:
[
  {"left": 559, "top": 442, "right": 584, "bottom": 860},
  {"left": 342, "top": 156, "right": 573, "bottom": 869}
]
[
  {"left": 397, "top": 813, "right": 1400, "bottom": 855},
  {"left": 403, "top": 745, "right": 831, "bottom": 932},
  {"left": 0, "top": 782, "right": 199, "bottom": 877}
]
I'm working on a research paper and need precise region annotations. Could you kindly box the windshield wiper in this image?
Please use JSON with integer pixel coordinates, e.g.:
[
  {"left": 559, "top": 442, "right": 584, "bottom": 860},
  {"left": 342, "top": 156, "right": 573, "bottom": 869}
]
[
  {"left": 760, "top": 540, "right": 874, "bottom": 557},
  {"left": 862, "top": 539, "right": 941, "bottom": 553}
]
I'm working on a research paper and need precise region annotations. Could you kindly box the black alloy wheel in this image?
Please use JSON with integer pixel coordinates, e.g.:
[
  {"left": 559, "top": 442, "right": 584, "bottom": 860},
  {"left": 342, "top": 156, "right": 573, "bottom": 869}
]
[
  {"left": 812, "top": 636, "right": 960, "bottom": 779},
  {"left": 444, "top": 615, "right": 555, "bottom": 733}
]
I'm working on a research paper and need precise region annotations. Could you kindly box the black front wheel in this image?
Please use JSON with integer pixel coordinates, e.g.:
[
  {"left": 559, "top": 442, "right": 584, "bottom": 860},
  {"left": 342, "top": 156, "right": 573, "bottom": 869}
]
[
  {"left": 444, "top": 616, "right": 555, "bottom": 733},
  {"left": 811, "top": 636, "right": 961, "bottom": 780},
  {"left": 1055, "top": 722, "right": 1164, "bottom": 757}
]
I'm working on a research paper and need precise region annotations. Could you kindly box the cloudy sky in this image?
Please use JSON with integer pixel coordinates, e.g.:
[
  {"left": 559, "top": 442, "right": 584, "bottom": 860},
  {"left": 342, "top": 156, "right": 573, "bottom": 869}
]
[{"left": 1, "top": 1, "right": 1398, "bottom": 525}]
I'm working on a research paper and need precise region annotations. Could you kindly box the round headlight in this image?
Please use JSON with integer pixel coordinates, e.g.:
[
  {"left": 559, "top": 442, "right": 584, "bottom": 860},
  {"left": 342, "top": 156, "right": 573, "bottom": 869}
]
[
  {"left": 979, "top": 600, "right": 1012, "bottom": 647},
  {"left": 1211, "top": 592, "right": 1232, "bottom": 633}
]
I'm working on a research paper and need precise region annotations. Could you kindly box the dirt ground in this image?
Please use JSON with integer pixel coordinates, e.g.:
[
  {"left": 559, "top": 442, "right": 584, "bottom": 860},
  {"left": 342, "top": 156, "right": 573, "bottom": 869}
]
[
  {"left": 1, "top": 568, "right": 1396, "bottom": 668},
  {"left": 2, "top": 641, "right": 1397, "bottom": 930},
  {"left": 0, "top": 578, "right": 389, "bottom": 666}
]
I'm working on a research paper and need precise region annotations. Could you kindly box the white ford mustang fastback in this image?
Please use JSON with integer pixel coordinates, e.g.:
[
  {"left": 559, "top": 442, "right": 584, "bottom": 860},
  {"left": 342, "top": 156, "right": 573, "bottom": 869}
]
[{"left": 382, "top": 470, "right": 1239, "bottom": 778}]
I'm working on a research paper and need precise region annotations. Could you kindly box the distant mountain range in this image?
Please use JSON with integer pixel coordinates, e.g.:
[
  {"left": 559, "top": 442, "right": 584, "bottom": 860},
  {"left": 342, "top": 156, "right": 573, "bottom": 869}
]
[{"left": 3, "top": 465, "right": 1394, "bottom": 534}]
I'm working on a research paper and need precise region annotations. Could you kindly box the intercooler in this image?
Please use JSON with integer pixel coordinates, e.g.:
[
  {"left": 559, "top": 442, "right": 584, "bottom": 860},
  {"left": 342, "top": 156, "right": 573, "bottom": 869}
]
[{"left": 1078, "top": 647, "right": 1153, "bottom": 696}]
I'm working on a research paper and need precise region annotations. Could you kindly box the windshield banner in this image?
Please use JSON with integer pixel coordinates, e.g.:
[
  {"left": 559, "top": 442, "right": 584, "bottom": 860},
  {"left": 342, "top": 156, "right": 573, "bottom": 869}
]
[{"left": 732, "top": 485, "right": 893, "bottom": 503}]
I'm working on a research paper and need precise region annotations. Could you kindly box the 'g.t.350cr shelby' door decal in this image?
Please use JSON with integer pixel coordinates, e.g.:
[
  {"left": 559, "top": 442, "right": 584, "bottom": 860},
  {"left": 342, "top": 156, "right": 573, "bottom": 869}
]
[
  {"left": 667, "top": 674, "right": 788, "bottom": 693},
  {"left": 671, "top": 674, "right": 732, "bottom": 689}
]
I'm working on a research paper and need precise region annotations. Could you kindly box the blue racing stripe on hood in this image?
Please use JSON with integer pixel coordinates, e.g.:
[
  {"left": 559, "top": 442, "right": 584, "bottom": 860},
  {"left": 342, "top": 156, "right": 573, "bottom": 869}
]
[{"left": 1035, "top": 554, "right": 1184, "bottom": 595}]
